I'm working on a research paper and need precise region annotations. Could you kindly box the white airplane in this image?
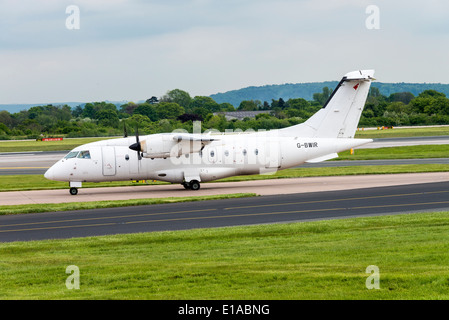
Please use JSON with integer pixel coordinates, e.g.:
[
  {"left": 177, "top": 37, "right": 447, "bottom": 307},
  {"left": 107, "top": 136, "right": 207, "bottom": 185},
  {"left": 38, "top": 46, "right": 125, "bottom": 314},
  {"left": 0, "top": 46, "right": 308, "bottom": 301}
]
[{"left": 45, "top": 70, "right": 375, "bottom": 195}]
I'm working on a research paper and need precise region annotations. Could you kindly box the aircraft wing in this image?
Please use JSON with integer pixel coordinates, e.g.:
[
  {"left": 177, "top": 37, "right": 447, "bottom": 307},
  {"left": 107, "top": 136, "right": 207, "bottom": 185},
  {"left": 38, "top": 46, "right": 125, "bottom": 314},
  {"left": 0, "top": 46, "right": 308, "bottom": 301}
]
[{"left": 172, "top": 134, "right": 218, "bottom": 143}]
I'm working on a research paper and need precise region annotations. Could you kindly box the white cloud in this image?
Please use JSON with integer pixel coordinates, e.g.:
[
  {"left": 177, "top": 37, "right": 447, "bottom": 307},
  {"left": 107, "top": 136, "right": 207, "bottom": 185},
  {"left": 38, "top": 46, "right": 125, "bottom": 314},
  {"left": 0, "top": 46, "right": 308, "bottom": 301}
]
[{"left": 1, "top": 0, "right": 449, "bottom": 104}]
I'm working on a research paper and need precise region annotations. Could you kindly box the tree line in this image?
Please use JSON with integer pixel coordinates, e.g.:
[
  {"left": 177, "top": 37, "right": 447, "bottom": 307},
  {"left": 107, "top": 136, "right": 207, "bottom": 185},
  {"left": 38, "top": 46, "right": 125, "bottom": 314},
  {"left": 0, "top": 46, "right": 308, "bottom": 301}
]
[{"left": 0, "top": 87, "right": 448, "bottom": 140}]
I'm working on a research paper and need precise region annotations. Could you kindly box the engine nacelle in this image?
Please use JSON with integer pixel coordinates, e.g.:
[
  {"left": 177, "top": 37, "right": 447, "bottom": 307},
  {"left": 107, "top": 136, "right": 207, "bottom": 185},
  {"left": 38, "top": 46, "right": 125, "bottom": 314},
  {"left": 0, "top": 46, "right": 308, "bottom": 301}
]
[{"left": 140, "top": 135, "right": 204, "bottom": 158}]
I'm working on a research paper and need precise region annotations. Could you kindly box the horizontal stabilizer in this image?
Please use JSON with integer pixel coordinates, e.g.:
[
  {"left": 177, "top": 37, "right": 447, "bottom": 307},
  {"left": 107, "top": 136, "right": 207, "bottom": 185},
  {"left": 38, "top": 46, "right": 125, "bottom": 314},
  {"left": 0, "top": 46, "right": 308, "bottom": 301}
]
[{"left": 305, "top": 153, "right": 338, "bottom": 163}]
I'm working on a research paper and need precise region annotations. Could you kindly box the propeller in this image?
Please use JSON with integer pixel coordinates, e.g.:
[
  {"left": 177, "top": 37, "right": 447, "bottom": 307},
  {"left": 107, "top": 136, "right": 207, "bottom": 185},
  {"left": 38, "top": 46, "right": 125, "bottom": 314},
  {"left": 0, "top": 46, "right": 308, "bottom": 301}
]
[
  {"left": 129, "top": 126, "right": 142, "bottom": 160},
  {"left": 123, "top": 121, "right": 128, "bottom": 138}
]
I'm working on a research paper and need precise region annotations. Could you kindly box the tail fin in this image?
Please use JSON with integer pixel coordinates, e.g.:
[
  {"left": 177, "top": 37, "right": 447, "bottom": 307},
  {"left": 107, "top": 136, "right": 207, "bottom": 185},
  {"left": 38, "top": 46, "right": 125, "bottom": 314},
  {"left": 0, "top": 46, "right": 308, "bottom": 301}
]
[{"left": 280, "top": 70, "right": 375, "bottom": 138}]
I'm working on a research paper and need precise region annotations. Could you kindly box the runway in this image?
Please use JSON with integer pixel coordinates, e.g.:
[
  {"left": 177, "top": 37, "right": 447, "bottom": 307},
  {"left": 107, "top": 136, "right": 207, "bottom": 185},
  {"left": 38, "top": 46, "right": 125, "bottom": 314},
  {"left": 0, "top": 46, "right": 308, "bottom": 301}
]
[{"left": 1, "top": 180, "right": 448, "bottom": 242}]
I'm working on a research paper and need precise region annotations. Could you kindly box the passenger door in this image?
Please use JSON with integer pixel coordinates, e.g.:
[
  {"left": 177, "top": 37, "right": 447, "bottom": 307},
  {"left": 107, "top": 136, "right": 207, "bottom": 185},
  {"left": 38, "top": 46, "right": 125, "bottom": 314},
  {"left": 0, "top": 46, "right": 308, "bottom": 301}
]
[{"left": 101, "top": 146, "right": 116, "bottom": 176}]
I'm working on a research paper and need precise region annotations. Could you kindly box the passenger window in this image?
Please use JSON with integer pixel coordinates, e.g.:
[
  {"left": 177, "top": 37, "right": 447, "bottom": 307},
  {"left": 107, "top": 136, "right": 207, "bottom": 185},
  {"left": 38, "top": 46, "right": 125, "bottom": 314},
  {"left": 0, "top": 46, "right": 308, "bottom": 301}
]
[
  {"left": 64, "top": 151, "right": 79, "bottom": 159},
  {"left": 210, "top": 150, "right": 215, "bottom": 157},
  {"left": 255, "top": 149, "right": 259, "bottom": 155},
  {"left": 243, "top": 149, "right": 247, "bottom": 156},
  {"left": 77, "top": 150, "right": 91, "bottom": 159}
]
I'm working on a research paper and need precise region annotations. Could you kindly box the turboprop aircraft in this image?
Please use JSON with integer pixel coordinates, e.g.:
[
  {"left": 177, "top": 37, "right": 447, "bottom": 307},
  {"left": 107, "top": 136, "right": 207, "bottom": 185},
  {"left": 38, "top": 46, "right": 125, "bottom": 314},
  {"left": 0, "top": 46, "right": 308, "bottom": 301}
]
[{"left": 45, "top": 70, "right": 375, "bottom": 195}]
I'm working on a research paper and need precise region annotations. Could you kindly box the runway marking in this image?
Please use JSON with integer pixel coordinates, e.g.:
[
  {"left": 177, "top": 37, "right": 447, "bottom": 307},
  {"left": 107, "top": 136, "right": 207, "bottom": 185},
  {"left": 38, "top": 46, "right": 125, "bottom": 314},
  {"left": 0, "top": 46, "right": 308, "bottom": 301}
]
[
  {"left": 223, "top": 190, "right": 449, "bottom": 211},
  {"left": 0, "top": 208, "right": 216, "bottom": 229},
  {"left": 2, "top": 200, "right": 449, "bottom": 235},
  {"left": 0, "top": 207, "right": 344, "bottom": 234}
]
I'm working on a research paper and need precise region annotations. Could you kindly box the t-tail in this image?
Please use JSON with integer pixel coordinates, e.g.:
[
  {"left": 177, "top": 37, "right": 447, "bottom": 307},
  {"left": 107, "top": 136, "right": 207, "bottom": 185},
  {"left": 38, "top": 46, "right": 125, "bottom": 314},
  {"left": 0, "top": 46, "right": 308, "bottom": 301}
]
[{"left": 280, "top": 70, "right": 375, "bottom": 139}]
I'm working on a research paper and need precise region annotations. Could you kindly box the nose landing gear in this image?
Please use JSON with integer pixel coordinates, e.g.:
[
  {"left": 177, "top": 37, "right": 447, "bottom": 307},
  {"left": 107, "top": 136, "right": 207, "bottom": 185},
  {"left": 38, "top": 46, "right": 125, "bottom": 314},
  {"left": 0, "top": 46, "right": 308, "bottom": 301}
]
[{"left": 69, "top": 182, "right": 82, "bottom": 195}]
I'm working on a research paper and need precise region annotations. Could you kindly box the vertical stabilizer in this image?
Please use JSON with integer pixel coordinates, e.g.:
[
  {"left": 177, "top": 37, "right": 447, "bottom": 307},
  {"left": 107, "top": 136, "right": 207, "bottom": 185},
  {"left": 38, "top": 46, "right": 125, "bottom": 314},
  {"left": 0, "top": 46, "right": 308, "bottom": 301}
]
[{"left": 280, "top": 70, "right": 375, "bottom": 138}]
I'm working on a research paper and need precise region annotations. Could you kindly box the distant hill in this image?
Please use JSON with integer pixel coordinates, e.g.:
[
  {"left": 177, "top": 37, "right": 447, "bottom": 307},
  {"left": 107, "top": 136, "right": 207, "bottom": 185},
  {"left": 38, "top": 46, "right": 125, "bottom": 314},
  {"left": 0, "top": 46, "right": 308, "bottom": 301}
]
[
  {"left": 210, "top": 82, "right": 449, "bottom": 107},
  {"left": 0, "top": 101, "right": 129, "bottom": 114},
  {"left": 3, "top": 81, "right": 449, "bottom": 113}
]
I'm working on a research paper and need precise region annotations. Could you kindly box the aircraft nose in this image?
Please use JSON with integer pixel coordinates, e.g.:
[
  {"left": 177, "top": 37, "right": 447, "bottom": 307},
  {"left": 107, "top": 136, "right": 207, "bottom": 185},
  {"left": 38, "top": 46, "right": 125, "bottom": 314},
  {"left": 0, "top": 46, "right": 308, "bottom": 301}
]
[{"left": 44, "top": 167, "right": 54, "bottom": 180}]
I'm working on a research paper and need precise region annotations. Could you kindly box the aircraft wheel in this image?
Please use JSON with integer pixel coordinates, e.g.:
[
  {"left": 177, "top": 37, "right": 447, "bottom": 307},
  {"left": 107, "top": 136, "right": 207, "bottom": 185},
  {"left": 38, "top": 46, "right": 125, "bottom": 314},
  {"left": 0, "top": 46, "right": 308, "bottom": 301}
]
[
  {"left": 182, "top": 183, "right": 190, "bottom": 190},
  {"left": 69, "top": 187, "right": 78, "bottom": 195},
  {"left": 189, "top": 180, "right": 200, "bottom": 191}
]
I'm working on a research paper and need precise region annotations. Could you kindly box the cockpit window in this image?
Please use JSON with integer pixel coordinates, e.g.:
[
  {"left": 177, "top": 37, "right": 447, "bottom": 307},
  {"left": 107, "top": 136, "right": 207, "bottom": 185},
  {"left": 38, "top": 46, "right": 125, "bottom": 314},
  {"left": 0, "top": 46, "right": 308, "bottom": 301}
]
[
  {"left": 77, "top": 150, "right": 91, "bottom": 159},
  {"left": 64, "top": 151, "right": 79, "bottom": 159}
]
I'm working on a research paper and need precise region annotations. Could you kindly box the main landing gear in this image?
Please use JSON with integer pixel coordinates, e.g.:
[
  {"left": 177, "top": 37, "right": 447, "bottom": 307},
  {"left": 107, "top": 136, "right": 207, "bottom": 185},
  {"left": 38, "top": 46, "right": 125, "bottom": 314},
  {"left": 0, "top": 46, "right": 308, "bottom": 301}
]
[
  {"left": 69, "top": 187, "right": 78, "bottom": 195},
  {"left": 182, "top": 180, "right": 200, "bottom": 190}
]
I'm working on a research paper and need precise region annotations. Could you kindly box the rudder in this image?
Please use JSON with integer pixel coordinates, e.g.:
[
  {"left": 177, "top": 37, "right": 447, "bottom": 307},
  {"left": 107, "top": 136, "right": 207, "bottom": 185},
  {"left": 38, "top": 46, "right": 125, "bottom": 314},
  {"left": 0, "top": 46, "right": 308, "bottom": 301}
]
[{"left": 280, "top": 70, "right": 375, "bottom": 138}]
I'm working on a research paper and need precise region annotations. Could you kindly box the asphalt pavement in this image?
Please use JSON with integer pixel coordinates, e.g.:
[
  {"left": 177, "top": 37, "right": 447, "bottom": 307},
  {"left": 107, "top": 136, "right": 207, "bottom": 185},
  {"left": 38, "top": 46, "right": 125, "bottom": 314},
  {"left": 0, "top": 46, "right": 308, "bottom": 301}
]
[{"left": 1, "top": 180, "right": 448, "bottom": 242}]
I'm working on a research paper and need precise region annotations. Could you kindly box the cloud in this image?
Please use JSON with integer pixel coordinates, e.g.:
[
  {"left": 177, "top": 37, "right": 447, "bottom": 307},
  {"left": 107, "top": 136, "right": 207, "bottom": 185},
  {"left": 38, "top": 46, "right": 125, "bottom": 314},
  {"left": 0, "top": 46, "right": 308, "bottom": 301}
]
[{"left": 1, "top": 0, "right": 449, "bottom": 104}]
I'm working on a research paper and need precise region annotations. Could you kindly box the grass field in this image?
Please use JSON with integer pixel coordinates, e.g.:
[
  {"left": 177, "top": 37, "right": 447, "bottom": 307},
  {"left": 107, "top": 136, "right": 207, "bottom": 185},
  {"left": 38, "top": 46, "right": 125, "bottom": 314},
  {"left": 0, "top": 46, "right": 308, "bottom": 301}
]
[{"left": 1, "top": 211, "right": 448, "bottom": 299}]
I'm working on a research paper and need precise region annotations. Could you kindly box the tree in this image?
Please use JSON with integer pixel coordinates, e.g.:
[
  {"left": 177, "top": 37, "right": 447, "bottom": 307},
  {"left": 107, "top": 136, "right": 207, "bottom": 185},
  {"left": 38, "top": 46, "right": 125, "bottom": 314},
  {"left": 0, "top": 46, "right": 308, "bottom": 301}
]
[
  {"left": 418, "top": 90, "right": 446, "bottom": 99},
  {"left": 0, "top": 110, "right": 13, "bottom": 127},
  {"left": 126, "top": 114, "right": 152, "bottom": 128},
  {"left": 96, "top": 109, "right": 119, "bottom": 128},
  {"left": 153, "top": 102, "right": 185, "bottom": 120},
  {"left": 409, "top": 96, "right": 435, "bottom": 114},
  {"left": 220, "top": 102, "right": 235, "bottom": 112},
  {"left": 205, "top": 114, "right": 227, "bottom": 132},
  {"left": 313, "top": 87, "right": 333, "bottom": 106},
  {"left": 82, "top": 103, "right": 96, "bottom": 119},
  {"left": 189, "top": 96, "right": 221, "bottom": 113},
  {"left": 72, "top": 105, "right": 83, "bottom": 118},
  {"left": 238, "top": 100, "right": 261, "bottom": 111},
  {"left": 388, "top": 92, "right": 414, "bottom": 105},
  {"left": 120, "top": 102, "right": 138, "bottom": 115},
  {"left": 369, "top": 87, "right": 382, "bottom": 97},
  {"left": 287, "top": 98, "right": 310, "bottom": 110},
  {"left": 146, "top": 96, "right": 159, "bottom": 104},
  {"left": 133, "top": 103, "right": 157, "bottom": 121},
  {"left": 262, "top": 101, "right": 270, "bottom": 110},
  {"left": 385, "top": 101, "right": 411, "bottom": 114},
  {"left": 161, "top": 89, "right": 191, "bottom": 109},
  {"left": 278, "top": 98, "right": 285, "bottom": 109},
  {"left": 177, "top": 113, "right": 204, "bottom": 123}
]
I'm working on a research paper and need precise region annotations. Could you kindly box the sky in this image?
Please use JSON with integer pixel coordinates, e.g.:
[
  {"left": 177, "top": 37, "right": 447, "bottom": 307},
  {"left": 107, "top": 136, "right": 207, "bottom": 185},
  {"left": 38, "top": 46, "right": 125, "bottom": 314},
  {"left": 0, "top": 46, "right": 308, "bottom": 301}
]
[{"left": 1, "top": 0, "right": 449, "bottom": 104}]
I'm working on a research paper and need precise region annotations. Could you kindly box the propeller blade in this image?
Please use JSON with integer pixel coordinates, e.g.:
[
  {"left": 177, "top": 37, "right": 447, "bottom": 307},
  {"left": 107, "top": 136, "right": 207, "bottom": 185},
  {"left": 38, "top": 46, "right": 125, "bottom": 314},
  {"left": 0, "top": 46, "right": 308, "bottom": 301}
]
[
  {"left": 123, "top": 121, "right": 128, "bottom": 138},
  {"left": 128, "top": 125, "right": 142, "bottom": 160}
]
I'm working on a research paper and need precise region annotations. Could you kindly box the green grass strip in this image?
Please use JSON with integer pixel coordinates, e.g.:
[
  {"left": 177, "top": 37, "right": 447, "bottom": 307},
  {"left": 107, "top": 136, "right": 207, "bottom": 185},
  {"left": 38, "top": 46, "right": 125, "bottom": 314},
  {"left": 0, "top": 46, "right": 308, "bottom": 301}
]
[
  {"left": 0, "top": 137, "right": 114, "bottom": 152},
  {"left": 355, "top": 126, "right": 449, "bottom": 138},
  {"left": 0, "top": 193, "right": 257, "bottom": 215},
  {"left": 1, "top": 211, "right": 449, "bottom": 299},
  {"left": 338, "top": 144, "right": 449, "bottom": 160}
]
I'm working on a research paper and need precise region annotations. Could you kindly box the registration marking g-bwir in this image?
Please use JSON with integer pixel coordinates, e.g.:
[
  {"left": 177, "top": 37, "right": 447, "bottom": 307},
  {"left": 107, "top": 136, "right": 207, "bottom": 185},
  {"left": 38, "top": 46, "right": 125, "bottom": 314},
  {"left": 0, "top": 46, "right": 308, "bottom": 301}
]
[{"left": 297, "top": 142, "right": 318, "bottom": 148}]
